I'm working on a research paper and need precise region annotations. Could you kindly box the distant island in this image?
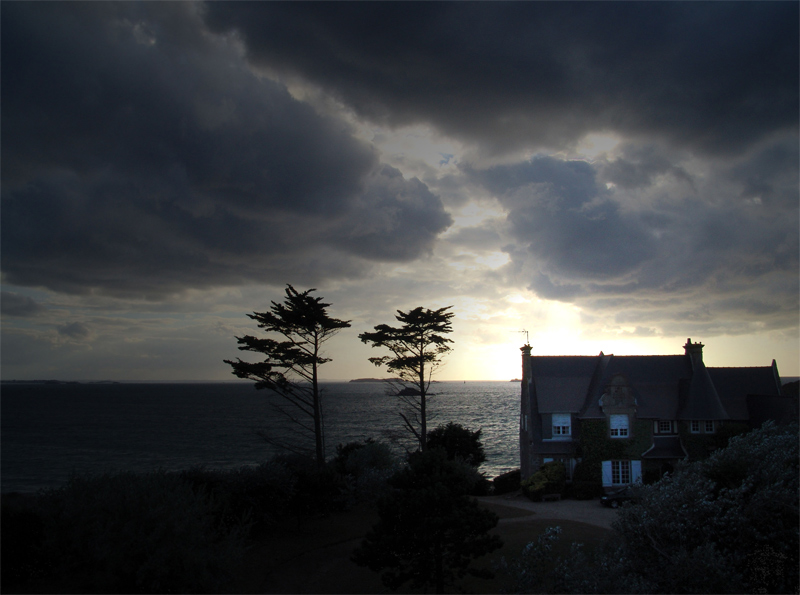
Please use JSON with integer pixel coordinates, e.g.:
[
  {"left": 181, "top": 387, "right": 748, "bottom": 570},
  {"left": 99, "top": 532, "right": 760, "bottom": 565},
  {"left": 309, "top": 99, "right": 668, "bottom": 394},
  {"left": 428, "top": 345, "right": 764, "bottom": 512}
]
[{"left": 349, "top": 378, "right": 395, "bottom": 383}]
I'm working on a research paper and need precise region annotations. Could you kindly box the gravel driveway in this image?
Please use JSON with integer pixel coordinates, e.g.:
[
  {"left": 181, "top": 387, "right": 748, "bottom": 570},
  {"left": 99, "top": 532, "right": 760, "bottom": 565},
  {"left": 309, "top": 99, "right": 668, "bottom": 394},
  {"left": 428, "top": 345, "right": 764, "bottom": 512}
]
[{"left": 478, "top": 493, "right": 619, "bottom": 529}]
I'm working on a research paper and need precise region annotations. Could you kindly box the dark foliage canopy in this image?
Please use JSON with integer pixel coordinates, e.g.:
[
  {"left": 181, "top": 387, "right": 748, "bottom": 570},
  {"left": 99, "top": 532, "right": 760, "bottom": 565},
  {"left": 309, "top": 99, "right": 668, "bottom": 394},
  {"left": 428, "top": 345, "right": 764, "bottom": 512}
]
[
  {"left": 426, "top": 422, "right": 486, "bottom": 468},
  {"left": 504, "top": 421, "right": 800, "bottom": 594},
  {"left": 352, "top": 448, "right": 502, "bottom": 593}
]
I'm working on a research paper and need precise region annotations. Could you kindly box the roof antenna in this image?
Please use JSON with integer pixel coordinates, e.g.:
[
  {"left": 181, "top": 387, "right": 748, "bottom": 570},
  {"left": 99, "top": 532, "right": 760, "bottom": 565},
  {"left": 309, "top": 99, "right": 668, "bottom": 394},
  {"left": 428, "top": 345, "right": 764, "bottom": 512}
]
[{"left": 518, "top": 329, "right": 530, "bottom": 345}]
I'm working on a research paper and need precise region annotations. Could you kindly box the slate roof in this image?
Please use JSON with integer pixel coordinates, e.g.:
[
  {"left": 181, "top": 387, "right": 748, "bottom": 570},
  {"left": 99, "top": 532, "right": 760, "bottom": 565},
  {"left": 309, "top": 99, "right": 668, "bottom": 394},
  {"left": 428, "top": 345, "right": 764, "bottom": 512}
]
[
  {"left": 580, "top": 355, "right": 690, "bottom": 419},
  {"left": 708, "top": 366, "right": 781, "bottom": 421},
  {"left": 642, "top": 436, "right": 687, "bottom": 459},
  {"left": 678, "top": 359, "right": 729, "bottom": 420},
  {"left": 530, "top": 356, "right": 600, "bottom": 413}
]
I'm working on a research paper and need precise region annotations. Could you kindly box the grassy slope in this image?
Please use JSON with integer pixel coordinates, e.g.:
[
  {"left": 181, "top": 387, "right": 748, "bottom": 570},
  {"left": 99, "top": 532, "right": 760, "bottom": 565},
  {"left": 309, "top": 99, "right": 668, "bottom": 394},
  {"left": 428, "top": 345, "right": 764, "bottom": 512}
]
[{"left": 230, "top": 500, "right": 612, "bottom": 594}]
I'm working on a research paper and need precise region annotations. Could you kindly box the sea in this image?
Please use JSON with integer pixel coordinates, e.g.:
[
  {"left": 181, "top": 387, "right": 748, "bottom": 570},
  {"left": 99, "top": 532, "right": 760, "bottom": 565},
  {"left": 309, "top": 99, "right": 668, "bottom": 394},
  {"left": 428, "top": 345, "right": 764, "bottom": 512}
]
[{"left": 1, "top": 381, "right": 520, "bottom": 494}]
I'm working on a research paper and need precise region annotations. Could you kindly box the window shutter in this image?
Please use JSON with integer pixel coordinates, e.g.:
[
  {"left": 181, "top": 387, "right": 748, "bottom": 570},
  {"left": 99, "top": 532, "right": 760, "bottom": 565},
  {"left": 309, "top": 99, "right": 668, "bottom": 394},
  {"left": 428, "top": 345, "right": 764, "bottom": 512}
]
[
  {"left": 631, "top": 460, "right": 642, "bottom": 483},
  {"left": 552, "top": 413, "right": 570, "bottom": 426},
  {"left": 653, "top": 421, "right": 658, "bottom": 433},
  {"left": 610, "top": 414, "right": 629, "bottom": 430},
  {"left": 601, "top": 461, "right": 613, "bottom": 487}
]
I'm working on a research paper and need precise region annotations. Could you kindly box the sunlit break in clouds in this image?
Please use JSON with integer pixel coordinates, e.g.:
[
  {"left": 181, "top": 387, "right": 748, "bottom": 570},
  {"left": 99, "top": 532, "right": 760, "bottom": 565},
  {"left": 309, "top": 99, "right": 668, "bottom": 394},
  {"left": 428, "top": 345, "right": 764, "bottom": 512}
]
[{"left": 2, "top": 2, "right": 798, "bottom": 381}]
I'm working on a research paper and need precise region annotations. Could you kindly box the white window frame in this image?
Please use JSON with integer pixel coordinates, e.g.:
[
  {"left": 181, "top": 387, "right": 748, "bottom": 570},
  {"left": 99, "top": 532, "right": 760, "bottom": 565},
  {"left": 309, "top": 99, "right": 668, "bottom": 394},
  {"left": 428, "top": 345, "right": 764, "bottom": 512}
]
[
  {"left": 609, "top": 414, "right": 629, "bottom": 438},
  {"left": 690, "top": 420, "right": 701, "bottom": 433},
  {"left": 656, "top": 420, "right": 676, "bottom": 434},
  {"left": 602, "top": 460, "right": 642, "bottom": 486},
  {"left": 705, "top": 420, "right": 715, "bottom": 433},
  {"left": 552, "top": 413, "right": 571, "bottom": 439}
]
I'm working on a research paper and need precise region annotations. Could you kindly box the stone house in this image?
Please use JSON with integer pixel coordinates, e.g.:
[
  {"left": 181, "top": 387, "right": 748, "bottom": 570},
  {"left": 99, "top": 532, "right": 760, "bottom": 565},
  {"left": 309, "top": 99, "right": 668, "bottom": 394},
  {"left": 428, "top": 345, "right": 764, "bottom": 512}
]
[{"left": 519, "top": 339, "right": 795, "bottom": 491}]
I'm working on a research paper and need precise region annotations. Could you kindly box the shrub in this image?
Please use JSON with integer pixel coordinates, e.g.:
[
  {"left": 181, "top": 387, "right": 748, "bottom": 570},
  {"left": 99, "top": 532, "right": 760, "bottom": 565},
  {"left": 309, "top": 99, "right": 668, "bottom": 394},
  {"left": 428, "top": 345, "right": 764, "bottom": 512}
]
[
  {"left": 426, "top": 422, "right": 487, "bottom": 467},
  {"left": 352, "top": 448, "right": 502, "bottom": 593},
  {"left": 521, "top": 462, "right": 566, "bottom": 501},
  {"left": 332, "top": 439, "right": 374, "bottom": 475},
  {"left": 33, "top": 470, "right": 247, "bottom": 593},
  {"left": 496, "top": 526, "right": 563, "bottom": 593},
  {"left": 334, "top": 439, "right": 401, "bottom": 505},
  {"left": 1, "top": 494, "right": 47, "bottom": 588},
  {"left": 181, "top": 459, "right": 296, "bottom": 537},
  {"left": 270, "top": 453, "right": 348, "bottom": 516},
  {"left": 339, "top": 439, "right": 398, "bottom": 477},
  {"left": 548, "top": 422, "right": 799, "bottom": 594},
  {"left": 492, "top": 468, "right": 521, "bottom": 495}
]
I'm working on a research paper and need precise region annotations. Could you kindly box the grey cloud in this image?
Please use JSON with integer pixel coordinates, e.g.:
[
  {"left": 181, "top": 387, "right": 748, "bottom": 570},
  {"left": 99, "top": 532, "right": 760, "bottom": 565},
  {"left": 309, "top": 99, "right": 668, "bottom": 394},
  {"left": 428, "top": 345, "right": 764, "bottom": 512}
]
[
  {"left": 1, "top": 292, "right": 47, "bottom": 318},
  {"left": 1, "top": 3, "right": 451, "bottom": 298},
  {"left": 600, "top": 144, "right": 694, "bottom": 191},
  {"left": 446, "top": 223, "right": 503, "bottom": 252},
  {"left": 330, "top": 165, "right": 453, "bottom": 261},
  {"left": 58, "top": 321, "right": 91, "bottom": 340},
  {"left": 725, "top": 135, "right": 799, "bottom": 209},
  {"left": 470, "top": 156, "right": 657, "bottom": 282},
  {"left": 204, "top": 2, "right": 798, "bottom": 157},
  {"left": 471, "top": 152, "right": 798, "bottom": 333}
]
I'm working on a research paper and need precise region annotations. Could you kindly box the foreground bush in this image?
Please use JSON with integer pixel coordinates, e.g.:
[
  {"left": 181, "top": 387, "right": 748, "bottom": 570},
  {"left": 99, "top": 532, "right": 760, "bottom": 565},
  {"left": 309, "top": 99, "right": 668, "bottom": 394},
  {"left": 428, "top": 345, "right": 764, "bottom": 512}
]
[
  {"left": 492, "top": 468, "right": 521, "bottom": 495},
  {"left": 426, "top": 422, "right": 487, "bottom": 468},
  {"left": 353, "top": 448, "right": 502, "bottom": 593},
  {"left": 181, "top": 459, "right": 296, "bottom": 537},
  {"left": 333, "top": 439, "right": 401, "bottom": 505},
  {"left": 10, "top": 471, "right": 247, "bottom": 593},
  {"left": 503, "top": 422, "right": 799, "bottom": 594},
  {"left": 521, "top": 461, "right": 566, "bottom": 501}
]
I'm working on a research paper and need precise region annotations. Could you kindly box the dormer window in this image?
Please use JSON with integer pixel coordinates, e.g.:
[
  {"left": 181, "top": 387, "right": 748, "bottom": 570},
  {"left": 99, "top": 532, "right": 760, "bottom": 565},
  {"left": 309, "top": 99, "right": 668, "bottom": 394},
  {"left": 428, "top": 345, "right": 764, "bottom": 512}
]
[
  {"left": 690, "top": 420, "right": 716, "bottom": 434},
  {"left": 655, "top": 420, "right": 677, "bottom": 434},
  {"left": 552, "top": 413, "right": 571, "bottom": 438},
  {"left": 609, "top": 414, "right": 629, "bottom": 437}
]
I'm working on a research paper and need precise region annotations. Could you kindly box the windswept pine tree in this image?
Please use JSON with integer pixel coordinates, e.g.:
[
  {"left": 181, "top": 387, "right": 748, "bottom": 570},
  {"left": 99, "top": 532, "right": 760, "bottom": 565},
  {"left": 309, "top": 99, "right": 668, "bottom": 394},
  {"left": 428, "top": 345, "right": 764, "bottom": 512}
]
[
  {"left": 225, "top": 285, "right": 351, "bottom": 468},
  {"left": 359, "top": 306, "right": 454, "bottom": 451}
]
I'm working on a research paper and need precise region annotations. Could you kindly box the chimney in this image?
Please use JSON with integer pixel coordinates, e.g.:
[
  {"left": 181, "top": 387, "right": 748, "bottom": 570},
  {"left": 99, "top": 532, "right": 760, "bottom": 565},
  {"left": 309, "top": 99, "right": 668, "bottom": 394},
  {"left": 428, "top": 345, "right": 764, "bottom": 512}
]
[{"left": 683, "top": 338, "right": 704, "bottom": 368}]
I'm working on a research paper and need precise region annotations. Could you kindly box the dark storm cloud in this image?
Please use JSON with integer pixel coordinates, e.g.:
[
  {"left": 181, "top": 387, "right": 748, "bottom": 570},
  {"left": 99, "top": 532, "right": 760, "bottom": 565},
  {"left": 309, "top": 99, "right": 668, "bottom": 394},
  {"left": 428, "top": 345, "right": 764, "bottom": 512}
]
[
  {"left": 1, "top": 292, "right": 47, "bottom": 318},
  {"left": 204, "top": 2, "right": 798, "bottom": 156},
  {"left": 601, "top": 144, "right": 694, "bottom": 191},
  {"left": 468, "top": 157, "right": 657, "bottom": 285},
  {"left": 1, "top": 3, "right": 451, "bottom": 298},
  {"left": 331, "top": 165, "right": 453, "bottom": 261},
  {"left": 470, "top": 151, "right": 798, "bottom": 329}
]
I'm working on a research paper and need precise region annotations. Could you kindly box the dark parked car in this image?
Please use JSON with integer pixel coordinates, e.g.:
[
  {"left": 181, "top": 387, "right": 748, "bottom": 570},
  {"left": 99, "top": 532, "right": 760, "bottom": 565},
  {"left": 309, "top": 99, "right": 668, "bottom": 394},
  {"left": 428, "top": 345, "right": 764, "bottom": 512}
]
[{"left": 600, "top": 486, "right": 640, "bottom": 508}]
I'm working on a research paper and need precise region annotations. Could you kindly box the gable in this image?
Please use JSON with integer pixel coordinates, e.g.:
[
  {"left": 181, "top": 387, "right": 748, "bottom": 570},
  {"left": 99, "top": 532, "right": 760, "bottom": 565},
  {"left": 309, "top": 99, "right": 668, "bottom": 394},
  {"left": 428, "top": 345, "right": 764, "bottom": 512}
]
[{"left": 581, "top": 355, "right": 689, "bottom": 419}]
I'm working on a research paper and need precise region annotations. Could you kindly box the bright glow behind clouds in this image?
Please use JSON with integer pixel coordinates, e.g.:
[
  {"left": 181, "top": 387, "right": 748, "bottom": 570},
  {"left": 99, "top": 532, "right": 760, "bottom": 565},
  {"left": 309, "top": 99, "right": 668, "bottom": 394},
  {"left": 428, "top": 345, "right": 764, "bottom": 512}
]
[{"left": 1, "top": 3, "right": 797, "bottom": 381}]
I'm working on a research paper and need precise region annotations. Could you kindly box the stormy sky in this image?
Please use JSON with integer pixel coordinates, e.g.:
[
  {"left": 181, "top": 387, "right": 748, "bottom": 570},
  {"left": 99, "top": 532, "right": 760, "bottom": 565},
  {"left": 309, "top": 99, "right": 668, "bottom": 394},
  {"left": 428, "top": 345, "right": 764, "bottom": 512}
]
[{"left": 2, "top": 2, "right": 798, "bottom": 381}]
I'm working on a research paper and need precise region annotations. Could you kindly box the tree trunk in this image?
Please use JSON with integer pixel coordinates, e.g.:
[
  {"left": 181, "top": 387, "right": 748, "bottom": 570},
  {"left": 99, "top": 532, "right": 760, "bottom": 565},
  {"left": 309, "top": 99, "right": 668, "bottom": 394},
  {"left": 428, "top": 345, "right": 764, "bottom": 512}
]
[
  {"left": 419, "top": 352, "right": 427, "bottom": 452},
  {"left": 312, "top": 346, "right": 324, "bottom": 469}
]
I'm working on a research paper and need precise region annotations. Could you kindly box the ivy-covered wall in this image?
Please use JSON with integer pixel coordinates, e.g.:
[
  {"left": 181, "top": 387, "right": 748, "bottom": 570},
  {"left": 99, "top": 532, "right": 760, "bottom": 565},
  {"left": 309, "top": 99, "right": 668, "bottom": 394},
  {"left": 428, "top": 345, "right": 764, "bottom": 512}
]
[{"left": 573, "top": 419, "right": 653, "bottom": 488}]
